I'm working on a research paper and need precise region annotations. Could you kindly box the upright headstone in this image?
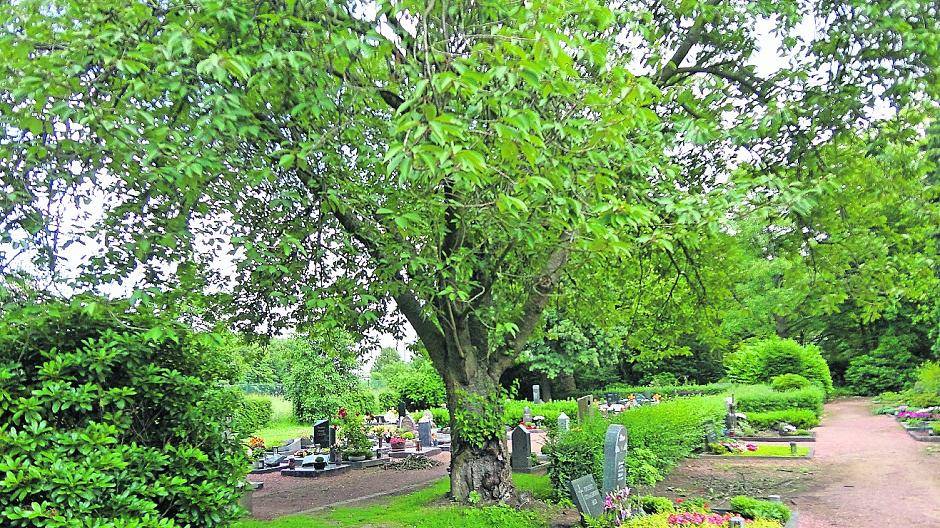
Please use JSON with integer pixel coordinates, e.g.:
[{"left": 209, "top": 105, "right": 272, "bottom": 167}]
[
  {"left": 577, "top": 395, "right": 594, "bottom": 422},
  {"left": 725, "top": 396, "right": 737, "bottom": 431},
  {"left": 510, "top": 425, "right": 532, "bottom": 471},
  {"left": 532, "top": 384, "right": 543, "bottom": 404},
  {"left": 400, "top": 414, "right": 416, "bottom": 434},
  {"left": 568, "top": 474, "right": 604, "bottom": 519},
  {"left": 606, "top": 392, "right": 617, "bottom": 404},
  {"left": 313, "top": 419, "right": 333, "bottom": 448},
  {"left": 522, "top": 406, "right": 533, "bottom": 424},
  {"left": 602, "top": 424, "right": 628, "bottom": 493},
  {"left": 557, "top": 412, "right": 570, "bottom": 432},
  {"left": 397, "top": 401, "right": 407, "bottom": 426},
  {"left": 703, "top": 422, "right": 717, "bottom": 450},
  {"left": 417, "top": 420, "right": 433, "bottom": 448}
]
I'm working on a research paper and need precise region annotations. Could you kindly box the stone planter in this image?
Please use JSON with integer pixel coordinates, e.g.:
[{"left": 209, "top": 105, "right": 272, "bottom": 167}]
[
  {"left": 347, "top": 455, "right": 367, "bottom": 462},
  {"left": 313, "top": 461, "right": 327, "bottom": 470}
]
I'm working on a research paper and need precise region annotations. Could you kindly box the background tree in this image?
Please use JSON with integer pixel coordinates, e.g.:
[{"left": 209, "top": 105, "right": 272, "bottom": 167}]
[{"left": 1, "top": 0, "right": 936, "bottom": 501}]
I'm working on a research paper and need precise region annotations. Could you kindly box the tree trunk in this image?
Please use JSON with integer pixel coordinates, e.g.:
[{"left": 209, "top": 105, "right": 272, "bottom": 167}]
[{"left": 439, "top": 323, "right": 515, "bottom": 503}]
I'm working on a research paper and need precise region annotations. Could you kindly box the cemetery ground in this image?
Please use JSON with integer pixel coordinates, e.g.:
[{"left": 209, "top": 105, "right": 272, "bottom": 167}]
[{"left": 653, "top": 398, "right": 940, "bottom": 527}]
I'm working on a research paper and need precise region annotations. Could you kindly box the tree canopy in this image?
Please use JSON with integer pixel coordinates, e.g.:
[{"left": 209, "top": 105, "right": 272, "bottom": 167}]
[{"left": 1, "top": 0, "right": 937, "bottom": 501}]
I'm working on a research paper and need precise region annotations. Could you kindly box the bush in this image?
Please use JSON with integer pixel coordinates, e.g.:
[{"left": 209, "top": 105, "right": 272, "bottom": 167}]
[
  {"left": 637, "top": 496, "right": 675, "bottom": 514},
  {"left": 616, "top": 513, "right": 782, "bottom": 528},
  {"left": 725, "top": 338, "right": 833, "bottom": 394},
  {"left": 281, "top": 330, "right": 362, "bottom": 423},
  {"left": 729, "top": 496, "right": 791, "bottom": 523},
  {"left": 844, "top": 334, "right": 917, "bottom": 395},
  {"left": 602, "top": 383, "right": 731, "bottom": 399},
  {"left": 547, "top": 396, "right": 725, "bottom": 498},
  {"left": 383, "top": 358, "right": 447, "bottom": 410},
  {"left": 735, "top": 385, "right": 825, "bottom": 415},
  {"left": 234, "top": 394, "right": 274, "bottom": 433},
  {"left": 0, "top": 299, "right": 247, "bottom": 527},
  {"left": 745, "top": 409, "right": 820, "bottom": 430},
  {"left": 377, "top": 389, "right": 401, "bottom": 411},
  {"left": 410, "top": 407, "right": 452, "bottom": 426},
  {"left": 771, "top": 374, "right": 811, "bottom": 392},
  {"left": 503, "top": 399, "right": 579, "bottom": 428}
]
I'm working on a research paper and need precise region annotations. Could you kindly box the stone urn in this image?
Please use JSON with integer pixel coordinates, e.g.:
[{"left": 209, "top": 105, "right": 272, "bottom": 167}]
[{"left": 313, "top": 456, "right": 327, "bottom": 470}]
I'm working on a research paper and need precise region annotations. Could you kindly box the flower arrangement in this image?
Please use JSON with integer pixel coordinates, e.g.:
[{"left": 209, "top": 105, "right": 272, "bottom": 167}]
[
  {"left": 390, "top": 436, "right": 406, "bottom": 449},
  {"left": 248, "top": 436, "right": 265, "bottom": 450},
  {"left": 602, "top": 487, "right": 632, "bottom": 525},
  {"left": 897, "top": 411, "right": 937, "bottom": 420}
]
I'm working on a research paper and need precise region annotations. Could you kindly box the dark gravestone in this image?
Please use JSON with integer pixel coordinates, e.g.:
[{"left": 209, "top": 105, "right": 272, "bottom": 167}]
[
  {"left": 510, "top": 425, "right": 532, "bottom": 471},
  {"left": 577, "top": 395, "right": 594, "bottom": 422},
  {"left": 313, "top": 419, "right": 333, "bottom": 448},
  {"left": 417, "top": 420, "right": 433, "bottom": 448},
  {"left": 568, "top": 474, "right": 604, "bottom": 519},
  {"left": 397, "top": 401, "right": 407, "bottom": 420},
  {"left": 602, "top": 424, "right": 628, "bottom": 493},
  {"left": 606, "top": 393, "right": 617, "bottom": 404}
]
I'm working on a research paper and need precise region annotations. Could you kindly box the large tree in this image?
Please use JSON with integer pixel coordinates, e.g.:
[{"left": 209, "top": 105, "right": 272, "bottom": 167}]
[{"left": 1, "top": 0, "right": 935, "bottom": 501}]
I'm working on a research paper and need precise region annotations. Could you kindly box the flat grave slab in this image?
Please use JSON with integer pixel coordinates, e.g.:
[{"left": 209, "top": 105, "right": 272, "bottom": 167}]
[
  {"left": 280, "top": 463, "right": 351, "bottom": 478},
  {"left": 347, "top": 457, "right": 390, "bottom": 469}
]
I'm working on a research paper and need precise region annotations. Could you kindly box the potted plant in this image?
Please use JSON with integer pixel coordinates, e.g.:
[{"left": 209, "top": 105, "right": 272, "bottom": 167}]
[
  {"left": 247, "top": 436, "right": 266, "bottom": 468},
  {"left": 390, "top": 436, "right": 406, "bottom": 451},
  {"left": 313, "top": 455, "right": 328, "bottom": 470}
]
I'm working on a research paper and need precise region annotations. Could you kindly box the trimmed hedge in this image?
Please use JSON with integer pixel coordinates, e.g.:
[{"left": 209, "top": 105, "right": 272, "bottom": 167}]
[
  {"left": 745, "top": 409, "right": 820, "bottom": 430},
  {"left": 502, "top": 399, "right": 578, "bottom": 428},
  {"left": 601, "top": 383, "right": 732, "bottom": 398},
  {"left": 734, "top": 385, "right": 825, "bottom": 415},
  {"left": 234, "top": 394, "right": 273, "bottom": 433},
  {"left": 547, "top": 395, "right": 725, "bottom": 498},
  {"left": 770, "top": 374, "right": 811, "bottom": 392}
]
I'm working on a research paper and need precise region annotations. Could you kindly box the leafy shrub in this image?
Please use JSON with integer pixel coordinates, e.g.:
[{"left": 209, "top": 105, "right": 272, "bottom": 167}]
[
  {"left": 771, "top": 374, "right": 811, "bottom": 392},
  {"left": 735, "top": 385, "right": 825, "bottom": 415},
  {"left": 547, "top": 396, "right": 725, "bottom": 498},
  {"left": 745, "top": 409, "right": 820, "bottom": 430},
  {"left": 729, "top": 496, "right": 791, "bottom": 522},
  {"left": 906, "top": 361, "right": 940, "bottom": 407},
  {"left": 725, "top": 338, "right": 833, "bottom": 394},
  {"left": 637, "top": 496, "right": 675, "bottom": 514},
  {"left": 932, "top": 422, "right": 940, "bottom": 436},
  {"left": 382, "top": 358, "right": 447, "bottom": 410},
  {"left": 615, "top": 513, "right": 783, "bottom": 528},
  {"left": 0, "top": 299, "right": 247, "bottom": 527},
  {"left": 502, "top": 399, "right": 579, "bottom": 428},
  {"left": 410, "top": 407, "right": 451, "bottom": 426},
  {"left": 237, "top": 382, "right": 284, "bottom": 395},
  {"left": 844, "top": 334, "right": 917, "bottom": 395},
  {"left": 344, "top": 386, "right": 380, "bottom": 416},
  {"left": 282, "top": 329, "right": 361, "bottom": 422},
  {"left": 234, "top": 394, "right": 273, "bottom": 432},
  {"left": 602, "top": 383, "right": 732, "bottom": 398},
  {"left": 377, "top": 388, "right": 401, "bottom": 410}
]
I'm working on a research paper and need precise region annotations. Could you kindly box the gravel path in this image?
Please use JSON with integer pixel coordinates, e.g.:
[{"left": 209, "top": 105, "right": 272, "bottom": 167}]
[{"left": 794, "top": 398, "right": 940, "bottom": 527}]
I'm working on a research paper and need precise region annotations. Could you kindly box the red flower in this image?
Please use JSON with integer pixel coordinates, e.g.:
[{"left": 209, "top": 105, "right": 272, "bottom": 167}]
[
  {"left": 675, "top": 498, "right": 684, "bottom": 503},
  {"left": 338, "top": 407, "right": 348, "bottom": 419}
]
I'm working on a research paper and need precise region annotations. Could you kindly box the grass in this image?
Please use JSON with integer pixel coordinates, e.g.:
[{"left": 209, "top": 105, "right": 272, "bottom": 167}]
[
  {"left": 250, "top": 395, "right": 312, "bottom": 445},
  {"left": 234, "top": 474, "right": 556, "bottom": 528},
  {"left": 721, "top": 445, "right": 811, "bottom": 457}
]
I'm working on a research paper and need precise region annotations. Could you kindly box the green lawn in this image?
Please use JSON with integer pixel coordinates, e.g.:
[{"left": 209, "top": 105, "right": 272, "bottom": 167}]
[
  {"left": 722, "top": 445, "right": 811, "bottom": 457},
  {"left": 235, "top": 474, "right": 556, "bottom": 528},
  {"left": 250, "top": 395, "right": 312, "bottom": 445}
]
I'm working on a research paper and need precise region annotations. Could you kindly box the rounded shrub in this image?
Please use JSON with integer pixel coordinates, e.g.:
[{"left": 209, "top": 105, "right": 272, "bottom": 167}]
[
  {"left": 0, "top": 299, "right": 247, "bottom": 527},
  {"left": 844, "top": 336, "right": 917, "bottom": 396},
  {"left": 771, "top": 373, "right": 811, "bottom": 392},
  {"left": 725, "top": 338, "right": 833, "bottom": 394},
  {"left": 234, "top": 394, "right": 274, "bottom": 433}
]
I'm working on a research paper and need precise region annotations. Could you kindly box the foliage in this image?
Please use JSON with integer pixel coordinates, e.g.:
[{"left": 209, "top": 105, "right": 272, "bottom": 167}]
[
  {"left": 338, "top": 411, "right": 372, "bottom": 452},
  {"left": 280, "top": 329, "right": 362, "bottom": 423},
  {"left": 410, "top": 408, "right": 452, "bottom": 427},
  {"left": 745, "top": 409, "right": 820, "bottom": 430},
  {"left": 725, "top": 338, "right": 833, "bottom": 393},
  {"left": 502, "top": 399, "right": 579, "bottom": 428},
  {"left": 844, "top": 333, "right": 919, "bottom": 395},
  {"left": 912, "top": 361, "right": 940, "bottom": 399},
  {"left": 381, "top": 356, "right": 447, "bottom": 411},
  {"left": 734, "top": 385, "right": 825, "bottom": 415},
  {"left": 612, "top": 513, "right": 782, "bottom": 528},
  {"left": 547, "top": 396, "right": 725, "bottom": 498},
  {"left": 452, "top": 390, "right": 506, "bottom": 450},
  {"left": 728, "top": 496, "right": 791, "bottom": 523},
  {"left": 770, "top": 374, "right": 812, "bottom": 392},
  {"left": 234, "top": 394, "right": 274, "bottom": 433},
  {"left": 603, "top": 383, "right": 732, "bottom": 398},
  {"left": 637, "top": 496, "right": 675, "bottom": 514},
  {"left": 0, "top": 299, "right": 246, "bottom": 527}
]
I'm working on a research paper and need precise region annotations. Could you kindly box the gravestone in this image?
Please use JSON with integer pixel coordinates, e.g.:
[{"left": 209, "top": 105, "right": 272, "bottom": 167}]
[
  {"left": 264, "top": 454, "right": 287, "bottom": 467},
  {"left": 532, "top": 384, "right": 543, "bottom": 404},
  {"left": 510, "top": 425, "right": 532, "bottom": 471},
  {"left": 300, "top": 454, "right": 317, "bottom": 466},
  {"left": 557, "top": 412, "right": 570, "bottom": 432},
  {"left": 728, "top": 517, "right": 746, "bottom": 528},
  {"left": 568, "top": 474, "right": 604, "bottom": 519},
  {"left": 577, "top": 395, "right": 594, "bottom": 422},
  {"left": 421, "top": 410, "right": 434, "bottom": 424},
  {"left": 703, "top": 422, "right": 717, "bottom": 450},
  {"left": 725, "top": 397, "right": 738, "bottom": 431},
  {"left": 400, "top": 415, "right": 416, "bottom": 434},
  {"left": 279, "top": 437, "right": 302, "bottom": 455},
  {"left": 602, "top": 424, "right": 628, "bottom": 493},
  {"left": 522, "top": 406, "right": 533, "bottom": 424},
  {"left": 313, "top": 419, "right": 334, "bottom": 448},
  {"left": 606, "top": 392, "right": 617, "bottom": 404},
  {"left": 418, "top": 420, "right": 433, "bottom": 448},
  {"left": 397, "top": 401, "right": 407, "bottom": 424}
]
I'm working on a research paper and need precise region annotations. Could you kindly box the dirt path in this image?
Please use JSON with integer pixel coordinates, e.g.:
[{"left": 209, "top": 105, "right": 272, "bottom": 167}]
[
  {"left": 794, "top": 398, "right": 940, "bottom": 527},
  {"left": 654, "top": 398, "right": 940, "bottom": 527},
  {"left": 247, "top": 452, "right": 451, "bottom": 519}
]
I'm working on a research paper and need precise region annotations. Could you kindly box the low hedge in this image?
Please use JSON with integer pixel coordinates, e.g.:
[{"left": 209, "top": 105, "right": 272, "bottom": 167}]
[
  {"left": 234, "top": 394, "right": 273, "bottom": 433},
  {"left": 745, "top": 409, "right": 820, "bottom": 430},
  {"left": 601, "top": 383, "right": 732, "bottom": 398},
  {"left": 409, "top": 399, "right": 580, "bottom": 430},
  {"left": 729, "top": 496, "right": 791, "bottom": 523},
  {"left": 547, "top": 395, "right": 725, "bottom": 498},
  {"left": 734, "top": 385, "right": 824, "bottom": 415}
]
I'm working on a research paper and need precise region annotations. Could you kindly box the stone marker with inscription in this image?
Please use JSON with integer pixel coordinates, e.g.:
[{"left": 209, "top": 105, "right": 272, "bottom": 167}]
[
  {"left": 532, "top": 384, "right": 543, "bottom": 404},
  {"left": 602, "top": 424, "right": 628, "bottom": 493},
  {"left": 522, "top": 406, "right": 533, "bottom": 424},
  {"left": 417, "top": 420, "right": 433, "bottom": 448},
  {"left": 400, "top": 414, "right": 416, "bottom": 434},
  {"left": 510, "top": 425, "right": 532, "bottom": 471},
  {"left": 568, "top": 474, "right": 604, "bottom": 518},
  {"left": 577, "top": 395, "right": 594, "bottom": 422},
  {"left": 313, "top": 419, "right": 334, "bottom": 448},
  {"left": 557, "top": 412, "right": 570, "bottom": 432}
]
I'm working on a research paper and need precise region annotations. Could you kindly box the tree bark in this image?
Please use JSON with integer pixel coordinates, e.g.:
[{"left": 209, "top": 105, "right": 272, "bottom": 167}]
[{"left": 440, "top": 322, "right": 515, "bottom": 503}]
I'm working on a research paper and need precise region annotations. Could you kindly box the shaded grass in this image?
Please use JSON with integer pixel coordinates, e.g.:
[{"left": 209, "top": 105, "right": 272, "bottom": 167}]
[
  {"left": 251, "top": 395, "right": 312, "bottom": 445},
  {"left": 719, "top": 445, "right": 811, "bottom": 457},
  {"left": 234, "top": 474, "right": 556, "bottom": 528}
]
